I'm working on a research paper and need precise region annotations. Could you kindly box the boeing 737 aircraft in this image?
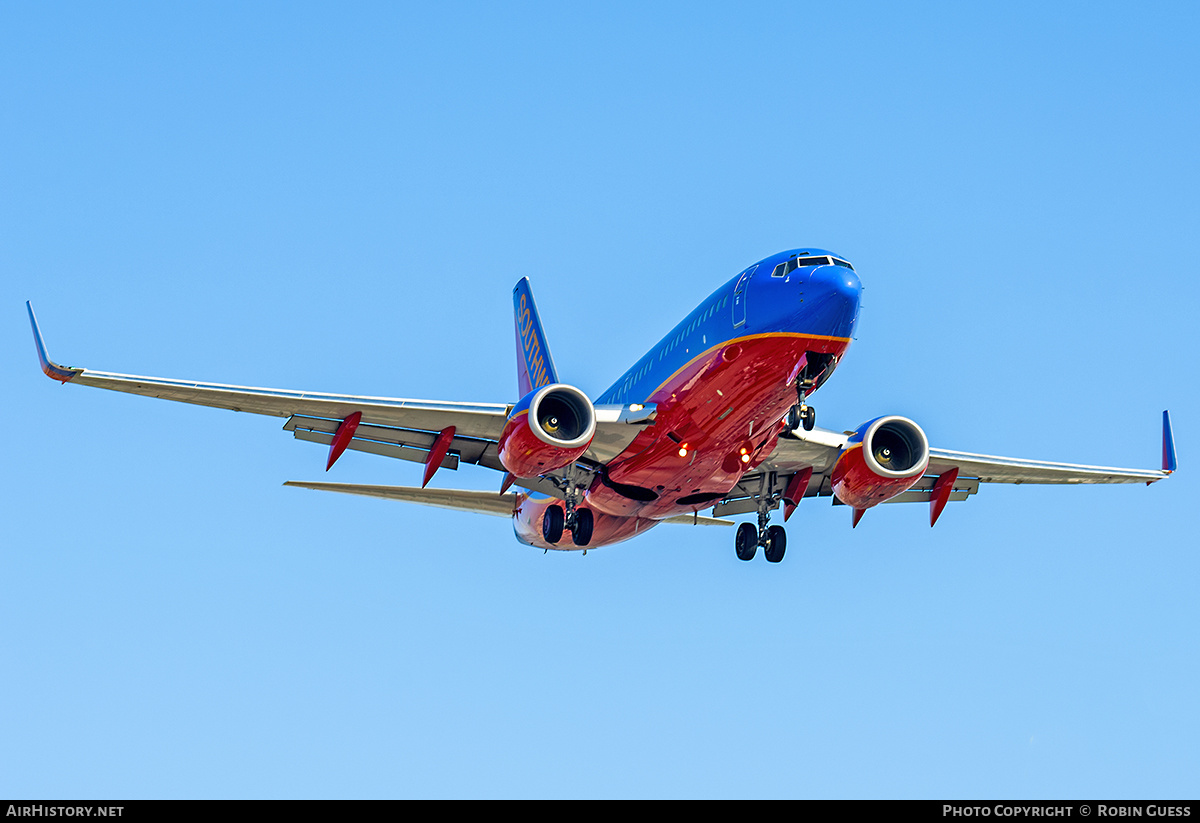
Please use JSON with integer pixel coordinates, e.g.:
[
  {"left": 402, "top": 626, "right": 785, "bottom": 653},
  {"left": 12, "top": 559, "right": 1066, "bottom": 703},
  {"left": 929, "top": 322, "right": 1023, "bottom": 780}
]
[{"left": 27, "top": 248, "right": 1176, "bottom": 562}]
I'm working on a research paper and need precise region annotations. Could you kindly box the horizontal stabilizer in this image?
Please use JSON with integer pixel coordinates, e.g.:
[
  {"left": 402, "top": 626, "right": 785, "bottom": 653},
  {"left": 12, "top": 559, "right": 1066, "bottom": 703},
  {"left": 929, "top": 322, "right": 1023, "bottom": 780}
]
[
  {"left": 284, "top": 481, "right": 519, "bottom": 517},
  {"left": 660, "top": 513, "right": 734, "bottom": 527}
]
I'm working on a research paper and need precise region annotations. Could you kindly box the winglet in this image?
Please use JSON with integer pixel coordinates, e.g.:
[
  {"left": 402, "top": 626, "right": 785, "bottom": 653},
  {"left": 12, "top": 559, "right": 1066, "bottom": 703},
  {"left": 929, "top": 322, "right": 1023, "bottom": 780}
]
[
  {"left": 1162, "top": 410, "right": 1177, "bottom": 473},
  {"left": 512, "top": 278, "right": 560, "bottom": 397},
  {"left": 26, "top": 302, "right": 83, "bottom": 383}
]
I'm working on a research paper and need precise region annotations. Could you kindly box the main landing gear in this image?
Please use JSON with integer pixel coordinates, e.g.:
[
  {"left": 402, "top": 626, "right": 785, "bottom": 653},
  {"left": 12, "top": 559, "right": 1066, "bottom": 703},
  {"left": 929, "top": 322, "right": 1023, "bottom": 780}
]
[
  {"left": 542, "top": 468, "right": 594, "bottom": 547},
  {"left": 735, "top": 517, "right": 787, "bottom": 563},
  {"left": 734, "top": 472, "right": 788, "bottom": 563},
  {"left": 542, "top": 504, "right": 593, "bottom": 547}
]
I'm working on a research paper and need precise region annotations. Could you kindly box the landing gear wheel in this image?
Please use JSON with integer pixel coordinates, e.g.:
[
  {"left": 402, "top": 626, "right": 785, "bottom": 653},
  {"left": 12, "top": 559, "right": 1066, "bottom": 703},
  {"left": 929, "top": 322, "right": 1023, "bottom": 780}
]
[
  {"left": 788, "top": 404, "right": 816, "bottom": 431},
  {"left": 735, "top": 522, "right": 758, "bottom": 561},
  {"left": 542, "top": 505, "right": 565, "bottom": 544},
  {"left": 764, "top": 525, "right": 787, "bottom": 563},
  {"left": 787, "top": 405, "right": 802, "bottom": 431},
  {"left": 571, "top": 508, "right": 594, "bottom": 547}
]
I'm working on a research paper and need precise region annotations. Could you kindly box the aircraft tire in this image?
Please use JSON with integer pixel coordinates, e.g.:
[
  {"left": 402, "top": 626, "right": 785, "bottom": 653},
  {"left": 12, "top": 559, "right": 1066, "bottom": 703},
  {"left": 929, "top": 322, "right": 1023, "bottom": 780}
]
[
  {"left": 802, "top": 407, "right": 816, "bottom": 431},
  {"left": 765, "top": 525, "right": 787, "bottom": 563},
  {"left": 735, "top": 522, "right": 758, "bottom": 561},
  {"left": 571, "top": 508, "right": 594, "bottom": 547},
  {"left": 543, "top": 506, "right": 565, "bottom": 544}
]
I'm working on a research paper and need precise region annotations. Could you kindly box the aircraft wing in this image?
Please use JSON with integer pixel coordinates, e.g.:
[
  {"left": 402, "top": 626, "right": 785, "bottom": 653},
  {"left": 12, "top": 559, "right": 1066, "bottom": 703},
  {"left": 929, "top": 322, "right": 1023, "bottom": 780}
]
[
  {"left": 922, "top": 445, "right": 1171, "bottom": 485},
  {"left": 27, "top": 303, "right": 651, "bottom": 473},
  {"left": 718, "top": 415, "right": 1174, "bottom": 519}
]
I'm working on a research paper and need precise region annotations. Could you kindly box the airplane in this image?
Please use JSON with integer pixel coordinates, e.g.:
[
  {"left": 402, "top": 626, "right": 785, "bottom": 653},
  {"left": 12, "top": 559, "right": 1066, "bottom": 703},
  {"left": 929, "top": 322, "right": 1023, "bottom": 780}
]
[{"left": 26, "top": 247, "right": 1177, "bottom": 562}]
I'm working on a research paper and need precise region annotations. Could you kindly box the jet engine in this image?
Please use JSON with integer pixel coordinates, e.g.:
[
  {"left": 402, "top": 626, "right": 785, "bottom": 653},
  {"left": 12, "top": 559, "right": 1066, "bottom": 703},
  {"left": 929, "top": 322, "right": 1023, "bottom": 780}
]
[
  {"left": 498, "top": 383, "right": 597, "bottom": 477},
  {"left": 830, "top": 415, "right": 930, "bottom": 510}
]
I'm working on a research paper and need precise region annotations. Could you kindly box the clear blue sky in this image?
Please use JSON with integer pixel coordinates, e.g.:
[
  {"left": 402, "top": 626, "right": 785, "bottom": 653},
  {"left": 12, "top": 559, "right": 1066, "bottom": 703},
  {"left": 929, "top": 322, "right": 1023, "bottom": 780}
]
[{"left": 3, "top": 1, "right": 1197, "bottom": 799}]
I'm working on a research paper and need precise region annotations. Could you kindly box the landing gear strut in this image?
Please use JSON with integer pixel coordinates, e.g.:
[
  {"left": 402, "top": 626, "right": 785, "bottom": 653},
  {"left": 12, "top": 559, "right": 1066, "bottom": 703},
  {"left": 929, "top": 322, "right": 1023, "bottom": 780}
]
[
  {"left": 795, "top": 374, "right": 817, "bottom": 430},
  {"left": 789, "top": 356, "right": 834, "bottom": 432}
]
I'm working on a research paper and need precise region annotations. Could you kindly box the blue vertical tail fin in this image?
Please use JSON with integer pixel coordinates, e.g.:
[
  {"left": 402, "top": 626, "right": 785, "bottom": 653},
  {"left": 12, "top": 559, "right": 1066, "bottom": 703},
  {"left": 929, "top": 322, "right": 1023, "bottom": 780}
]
[{"left": 513, "top": 278, "right": 560, "bottom": 397}]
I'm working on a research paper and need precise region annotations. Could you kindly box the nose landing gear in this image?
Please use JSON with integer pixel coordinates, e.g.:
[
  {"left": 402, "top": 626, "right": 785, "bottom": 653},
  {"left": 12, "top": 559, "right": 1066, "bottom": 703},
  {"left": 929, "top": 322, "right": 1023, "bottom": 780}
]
[
  {"left": 789, "top": 353, "right": 837, "bottom": 433},
  {"left": 788, "top": 403, "right": 816, "bottom": 432}
]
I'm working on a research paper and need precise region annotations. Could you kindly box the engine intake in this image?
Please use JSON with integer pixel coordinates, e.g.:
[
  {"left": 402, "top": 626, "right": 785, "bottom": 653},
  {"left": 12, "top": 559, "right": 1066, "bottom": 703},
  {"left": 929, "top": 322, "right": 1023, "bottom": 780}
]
[
  {"left": 498, "top": 383, "right": 597, "bottom": 477},
  {"left": 831, "top": 416, "right": 930, "bottom": 510}
]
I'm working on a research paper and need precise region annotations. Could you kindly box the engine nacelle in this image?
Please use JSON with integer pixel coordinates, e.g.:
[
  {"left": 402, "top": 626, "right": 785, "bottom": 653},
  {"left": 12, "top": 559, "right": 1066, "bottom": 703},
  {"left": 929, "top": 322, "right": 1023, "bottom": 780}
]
[
  {"left": 498, "top": 383, "right": 597, "bottom": 477},
  {"left": 830, "top": 415, "right": 930, "bottom": 510}
]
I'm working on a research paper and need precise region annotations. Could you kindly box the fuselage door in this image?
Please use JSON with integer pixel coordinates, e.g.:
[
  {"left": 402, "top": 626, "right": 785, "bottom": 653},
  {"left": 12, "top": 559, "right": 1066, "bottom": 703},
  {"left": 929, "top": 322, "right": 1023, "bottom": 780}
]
[{"left": 732, "top": 265, "right": 755, "bottom": 328}]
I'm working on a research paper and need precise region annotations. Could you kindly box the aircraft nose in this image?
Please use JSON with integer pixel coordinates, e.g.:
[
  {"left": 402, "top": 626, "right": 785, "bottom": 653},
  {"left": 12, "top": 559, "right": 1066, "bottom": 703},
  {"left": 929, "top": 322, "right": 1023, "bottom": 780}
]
[
  {"left": 820, "top": 265, "right": 861, "bottom": 302},
  {"left": 805, "top": 265, "right": 862, "bottom": 337}
]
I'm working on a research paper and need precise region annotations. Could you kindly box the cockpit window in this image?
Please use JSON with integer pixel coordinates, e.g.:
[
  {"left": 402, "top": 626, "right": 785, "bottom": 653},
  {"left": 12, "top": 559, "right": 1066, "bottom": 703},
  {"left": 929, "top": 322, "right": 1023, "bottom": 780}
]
[
  {"left": 773, "top": 255, "right": 855, "bottom": 275},
  {"left": 772, "top": 259, "right": 804, "bottom": 277}
]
